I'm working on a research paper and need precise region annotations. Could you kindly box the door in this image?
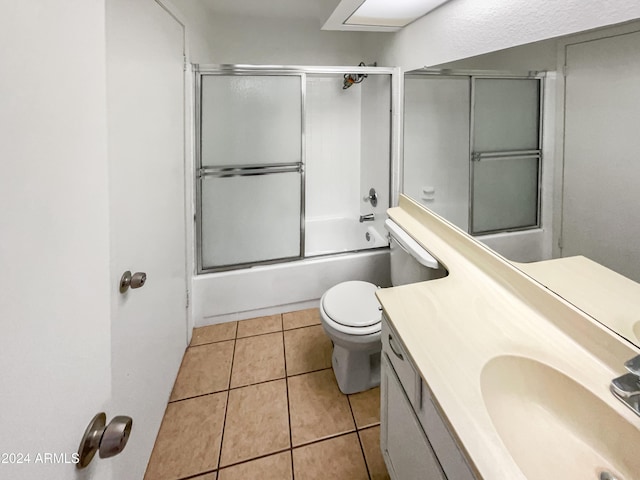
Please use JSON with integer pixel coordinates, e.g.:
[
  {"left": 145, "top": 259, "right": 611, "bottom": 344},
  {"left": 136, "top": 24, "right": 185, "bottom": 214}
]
[
  {"left": 106, "top": 1, "right": 187, "bottom": 478},
  {"left": 562, "top": 30, "right": 640, "bottom": 281},
  {"left": 0, "top": 2, "right": 112, "bottom": 480}
]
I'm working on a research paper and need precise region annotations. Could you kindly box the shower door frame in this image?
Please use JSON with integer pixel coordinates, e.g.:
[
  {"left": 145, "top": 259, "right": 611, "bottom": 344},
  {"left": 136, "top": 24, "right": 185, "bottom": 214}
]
[{"left": 194, "top": 64, "right": 399, "bottom": 274}]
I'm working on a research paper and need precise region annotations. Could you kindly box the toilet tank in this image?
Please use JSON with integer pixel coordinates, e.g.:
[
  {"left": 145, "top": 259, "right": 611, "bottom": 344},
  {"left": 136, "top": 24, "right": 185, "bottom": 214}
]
[{"left": 385, "top": 219, "right": 446, "bottom": 286}]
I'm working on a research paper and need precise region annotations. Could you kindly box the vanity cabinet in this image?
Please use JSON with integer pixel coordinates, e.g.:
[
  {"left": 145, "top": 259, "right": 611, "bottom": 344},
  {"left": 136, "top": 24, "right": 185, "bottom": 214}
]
[{"left": 381, "top": 316, "right": 477, "bottom": 480}]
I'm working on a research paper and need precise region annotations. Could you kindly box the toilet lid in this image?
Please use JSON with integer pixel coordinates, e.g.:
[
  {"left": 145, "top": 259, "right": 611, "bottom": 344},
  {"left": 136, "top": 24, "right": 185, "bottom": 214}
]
[{"left": 322, "top": 281, "right": 381, "bottom": 328}]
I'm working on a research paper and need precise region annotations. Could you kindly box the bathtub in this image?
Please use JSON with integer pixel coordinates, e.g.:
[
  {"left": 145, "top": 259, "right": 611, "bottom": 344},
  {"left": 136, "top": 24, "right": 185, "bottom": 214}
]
[
  {"left": 305, "top": 217, "right": 389, "bottom": 256},
  {"left": 192, "top": 218, "right": 390, "bottom": 326}
]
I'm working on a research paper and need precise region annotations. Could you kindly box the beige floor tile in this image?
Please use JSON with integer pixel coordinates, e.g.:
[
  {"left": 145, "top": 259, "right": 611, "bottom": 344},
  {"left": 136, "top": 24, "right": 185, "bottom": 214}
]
[
  {"left": 284, "top": 325, "right": 332, "bottom": 375},
  {"left": 236, "top": 314, "right": 282, "bottom": 338},
  {"left": 288, "top": 369, "right": 355, "bottom": 446},
  {"left": 230, "top": 332, "right": 285, "bottom": 388},
  {"left": 218, "top": 451, "right": 292, "bottom": 480},
  {"left": 170, "top": 341, "right": 234, "bottom": 401},
  {"left": 191, "top": 322, "right": 237, "bottom": 346},
  {"left": 144, "top": 393, "right": 227, "bottom": 480},
  {"left": 359, "top": 426, "right": 390, "bottom": 480},
  {"left": 191, "top": 473, "right": 217, "bottom": 480},
  {"left": 292, "top": 433, "right": 369, "bottom": 480},
  {"left": 349, "top": 386, "right": 381, "bottom": 428},
  {"left": 220, "top": 379, "right": 290, "bottom": 467},
  {"left": 283, "top": 308, "right": 321, "bottom": 330}
]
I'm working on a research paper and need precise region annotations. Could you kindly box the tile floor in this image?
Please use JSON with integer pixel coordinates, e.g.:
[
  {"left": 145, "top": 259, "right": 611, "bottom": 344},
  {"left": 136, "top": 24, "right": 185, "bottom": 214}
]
[{"left": 144, "top": 308, "right": 390, "bottom": 480}]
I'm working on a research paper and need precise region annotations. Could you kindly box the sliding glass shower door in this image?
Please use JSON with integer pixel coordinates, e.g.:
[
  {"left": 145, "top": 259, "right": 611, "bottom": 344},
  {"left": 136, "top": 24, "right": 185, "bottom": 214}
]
[{"left": 197, "top": 74, "right": 303, "bottom": 271}]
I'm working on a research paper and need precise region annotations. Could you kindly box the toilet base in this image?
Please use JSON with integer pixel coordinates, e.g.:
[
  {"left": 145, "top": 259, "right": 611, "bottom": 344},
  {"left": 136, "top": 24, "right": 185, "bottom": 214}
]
[{"left": 331, "top": 342, "right": 381, "bottom": 394}]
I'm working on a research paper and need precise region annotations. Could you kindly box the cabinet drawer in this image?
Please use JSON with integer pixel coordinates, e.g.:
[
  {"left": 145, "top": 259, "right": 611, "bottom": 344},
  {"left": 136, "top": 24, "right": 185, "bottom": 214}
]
[
  {"left": 418, "top": 380, "right": 476, "bottom": 480},
  {"left": 382, "top": 317, "right": 420, "bottom": 408}
]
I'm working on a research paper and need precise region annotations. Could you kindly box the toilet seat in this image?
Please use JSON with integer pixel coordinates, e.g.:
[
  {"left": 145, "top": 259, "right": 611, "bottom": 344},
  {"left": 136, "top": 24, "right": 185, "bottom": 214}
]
[{"left": 321, "top": 281, "right": 381, "bottom": 336}]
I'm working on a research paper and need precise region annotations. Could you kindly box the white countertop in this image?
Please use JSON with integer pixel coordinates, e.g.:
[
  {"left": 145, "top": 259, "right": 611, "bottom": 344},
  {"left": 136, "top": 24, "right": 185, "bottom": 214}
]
[{"left": 376, "top": 196, "right": 640, "bottom": 480}]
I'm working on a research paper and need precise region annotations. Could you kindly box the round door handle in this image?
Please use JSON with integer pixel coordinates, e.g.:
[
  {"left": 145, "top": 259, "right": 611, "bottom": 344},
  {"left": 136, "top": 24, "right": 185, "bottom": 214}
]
[
  {"left": 130, "top": 272, "right": 146, "bottom": 289},
  {"left": 119, "top": 271, "right": 147, "bottom": 293}
]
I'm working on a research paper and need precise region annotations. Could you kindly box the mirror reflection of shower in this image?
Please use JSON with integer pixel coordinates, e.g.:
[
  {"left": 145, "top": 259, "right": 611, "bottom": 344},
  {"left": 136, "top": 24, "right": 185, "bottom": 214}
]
[{"left": 343, "top": 62, "right": 377, "bottom": 89}]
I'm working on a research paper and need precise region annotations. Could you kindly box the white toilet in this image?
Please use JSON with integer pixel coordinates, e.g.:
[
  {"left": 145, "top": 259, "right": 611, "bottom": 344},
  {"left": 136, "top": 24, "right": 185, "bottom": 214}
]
[{"left": 319, "top": 218, "right": 444, "bottom": 394}]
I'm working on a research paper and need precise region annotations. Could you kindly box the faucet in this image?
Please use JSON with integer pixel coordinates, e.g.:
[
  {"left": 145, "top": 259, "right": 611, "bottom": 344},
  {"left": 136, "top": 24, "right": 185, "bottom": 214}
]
[
  {"left": 611, "top": 354, "right": 640, "bottom": 416},
  {"left": 359, "top": 213, "right": 375, "bottom": 223}
]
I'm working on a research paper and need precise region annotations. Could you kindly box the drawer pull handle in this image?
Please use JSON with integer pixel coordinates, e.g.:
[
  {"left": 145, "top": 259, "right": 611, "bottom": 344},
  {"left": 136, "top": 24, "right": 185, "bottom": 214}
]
[{"left": 388, "top": 334, "right": 404, "bottom": 360}]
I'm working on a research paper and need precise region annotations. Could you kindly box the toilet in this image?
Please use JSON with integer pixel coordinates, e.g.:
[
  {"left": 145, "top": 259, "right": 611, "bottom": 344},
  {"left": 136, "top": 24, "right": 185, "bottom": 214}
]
[{"left": 319, "top": 218, "right": 444, "bottom": 394}]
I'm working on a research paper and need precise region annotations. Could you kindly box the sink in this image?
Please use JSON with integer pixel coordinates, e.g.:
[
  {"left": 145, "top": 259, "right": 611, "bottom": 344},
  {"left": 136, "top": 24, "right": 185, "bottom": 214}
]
[{"left": 480, "top": 355, "right": 640, "bottom": 480}]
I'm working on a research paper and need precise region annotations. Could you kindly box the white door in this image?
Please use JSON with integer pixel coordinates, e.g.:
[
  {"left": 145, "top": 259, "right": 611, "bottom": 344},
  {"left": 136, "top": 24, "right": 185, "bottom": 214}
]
[
  {"left": 106, "top": 1, "right": 187, "bottom": 478},
  {"left": 0, "top": 2, "right": 112, "bottom": 480},
  {"left": 562, "top": 30, "right": 640, "bottom": 282}
]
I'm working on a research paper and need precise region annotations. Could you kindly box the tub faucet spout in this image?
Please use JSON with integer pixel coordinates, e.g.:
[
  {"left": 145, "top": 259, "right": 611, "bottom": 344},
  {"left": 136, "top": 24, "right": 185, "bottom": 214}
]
[{"left": 359, "top": 213, "right": 375, "bottom": 223}]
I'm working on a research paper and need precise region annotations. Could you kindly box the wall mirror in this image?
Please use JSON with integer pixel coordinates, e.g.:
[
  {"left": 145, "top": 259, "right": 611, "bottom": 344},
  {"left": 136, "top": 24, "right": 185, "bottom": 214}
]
[{"left": 402, "top": 20, "right": 640, "bottom": 348}]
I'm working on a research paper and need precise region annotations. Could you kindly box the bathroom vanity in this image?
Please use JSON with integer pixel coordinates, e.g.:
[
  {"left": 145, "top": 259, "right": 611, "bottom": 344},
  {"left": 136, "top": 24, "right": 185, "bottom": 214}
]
[{"left": 376, "top": 195, "right": 640, "bottom": 480}]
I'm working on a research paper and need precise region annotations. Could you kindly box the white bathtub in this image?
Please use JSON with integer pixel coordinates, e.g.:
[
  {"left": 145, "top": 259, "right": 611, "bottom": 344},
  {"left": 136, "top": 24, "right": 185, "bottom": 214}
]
[
  {"left": 305, "top": 217, "right": 389, "bottom": 256},
  {"left": 192, "top": 246, "right": 391, "bottom": 326}
]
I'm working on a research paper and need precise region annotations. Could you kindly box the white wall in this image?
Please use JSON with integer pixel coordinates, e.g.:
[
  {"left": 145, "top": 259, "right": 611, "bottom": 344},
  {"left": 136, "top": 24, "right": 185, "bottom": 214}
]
[
  {"left": 306, "top": 75, "right": 362, "bottom": 222},
  {"left": 174, "top": 1, "right": 386, "bottom": 65},
  {"left": 0, "top": 2, "right": 112, "bottom": 479},
  {"left": 372, "top": 0, "right": 640, "bottom": 70},
  {"left": 360, "top": 74, "right": 392, "bottom": 218}
]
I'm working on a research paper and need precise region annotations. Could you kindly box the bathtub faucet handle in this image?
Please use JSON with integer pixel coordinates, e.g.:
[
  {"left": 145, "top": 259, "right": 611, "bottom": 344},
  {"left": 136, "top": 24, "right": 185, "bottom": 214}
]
[{"left": 363, "top": 188, "right": 378, "bottom": 207}]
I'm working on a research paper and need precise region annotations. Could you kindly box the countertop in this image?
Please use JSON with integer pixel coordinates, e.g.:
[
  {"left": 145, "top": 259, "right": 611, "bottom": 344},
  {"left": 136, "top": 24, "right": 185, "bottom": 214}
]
[
  {"left": 515, "top": 256, "right": 640, "bottom": 345},
  {"left": 375, "top": 195, "right": 640, "bottom": 480}
]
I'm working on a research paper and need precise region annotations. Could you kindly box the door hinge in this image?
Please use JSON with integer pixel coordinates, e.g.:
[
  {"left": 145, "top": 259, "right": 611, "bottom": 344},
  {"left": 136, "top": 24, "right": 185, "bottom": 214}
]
[
  {"left": 563, "top": 64, "right": 568, "bottom": 76},
  {"left": 185, "top": 290, "right": 190, "bottom": 309},
  {"left": 557, "top": 235, "right": 564, "bottom": 250}
]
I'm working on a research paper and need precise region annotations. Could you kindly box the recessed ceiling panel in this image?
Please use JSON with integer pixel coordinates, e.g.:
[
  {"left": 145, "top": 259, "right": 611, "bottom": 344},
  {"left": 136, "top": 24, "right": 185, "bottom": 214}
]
[{"left": 346, "top": 0, "right": 449, "bottom": 28}]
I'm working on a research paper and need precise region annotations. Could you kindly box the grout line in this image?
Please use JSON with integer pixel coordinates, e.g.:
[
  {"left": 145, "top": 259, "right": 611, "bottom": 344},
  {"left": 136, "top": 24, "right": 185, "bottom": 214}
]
[
  {"left": 282, "top": 322, "right": 322, "bottom": 332},
  {"left": 235, "top": 328, "right": 284, "bottom": 340},
  {"left": 215, "top": 446, "right": 293, "bottom": 473},
  {"left": 291, "top": 428, "right": 359, "bottom": 450},
  {"left": 286, "top": 366, "right": 333, "bottom": 379},
  {"left": 188, "top": 337, "right": 235, "bottom": 349},
  {"left": 168, "top": 389, "right": 229, "bottom": 404},
  {"left": 178, "top": 468, "right": 217, "bottom": 480},
  {"left": 282, "top": 327, "right": 296, "bottom": 480},
  {"left": 214, "top": 337, "right": 237, "bottom": 474},
  {"left": 348, "top": 395, "right": 373, "bottom": 480}
]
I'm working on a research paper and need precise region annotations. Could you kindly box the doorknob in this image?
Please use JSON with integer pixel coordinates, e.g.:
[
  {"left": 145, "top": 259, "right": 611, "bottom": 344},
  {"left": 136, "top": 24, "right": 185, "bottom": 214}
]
[
  {"left": 119, "top": 271, "right": 147, "bottom": 293},
  {"left": 77, "top": 413, "right": 133, "bottom": 469}
]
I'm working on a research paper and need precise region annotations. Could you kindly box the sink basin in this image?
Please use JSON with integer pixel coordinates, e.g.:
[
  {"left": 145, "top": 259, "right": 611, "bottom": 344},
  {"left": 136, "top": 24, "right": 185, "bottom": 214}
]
[{"left": 480, "top": 355, "right": 640, "bottom": 480}]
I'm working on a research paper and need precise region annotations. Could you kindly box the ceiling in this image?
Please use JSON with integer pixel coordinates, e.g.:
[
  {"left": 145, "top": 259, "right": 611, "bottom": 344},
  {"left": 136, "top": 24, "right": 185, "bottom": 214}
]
[
  {"left": 196, "top": 0, "right": 343, "bottom": 21},
  {"left": 190, "top": 0, "right": 447, "bottom": 32}
]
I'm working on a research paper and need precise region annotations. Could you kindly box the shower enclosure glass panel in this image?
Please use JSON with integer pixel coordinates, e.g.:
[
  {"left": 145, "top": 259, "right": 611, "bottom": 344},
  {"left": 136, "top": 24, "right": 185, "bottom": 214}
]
[
  {"left": 201, "top": 173, "right": 301, "bottom": 268},
  {"left": 198, "top": 74, "right": 303, "bottom": 270},
  {"left": 473, "top": 78, "right": 540, "bottom": 151},
  {"left": 471, "top": 78, "right": 541, "bottom": 234},
  {"left": 200, "top": 75, "right": 301, "bottom": 166},
  {"left": 472, "top": 154, "right": 539, "bottom": 233}
]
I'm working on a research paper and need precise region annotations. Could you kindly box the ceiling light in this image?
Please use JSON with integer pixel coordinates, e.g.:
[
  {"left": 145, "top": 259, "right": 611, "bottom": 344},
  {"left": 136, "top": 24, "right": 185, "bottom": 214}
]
[{"left": 345, "top": 0, "right": 450, "bottom": 28}]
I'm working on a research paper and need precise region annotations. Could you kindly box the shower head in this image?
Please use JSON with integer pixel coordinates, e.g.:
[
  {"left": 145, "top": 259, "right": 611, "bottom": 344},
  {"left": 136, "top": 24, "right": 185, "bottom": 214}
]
[
  {"left": 342, "top": 61, "right": 376, "bottom": 90},
  {"left": 343, "top": 73, "right": 366, "bottom": 89}
]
